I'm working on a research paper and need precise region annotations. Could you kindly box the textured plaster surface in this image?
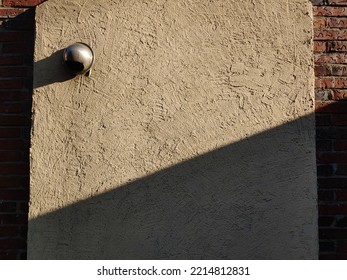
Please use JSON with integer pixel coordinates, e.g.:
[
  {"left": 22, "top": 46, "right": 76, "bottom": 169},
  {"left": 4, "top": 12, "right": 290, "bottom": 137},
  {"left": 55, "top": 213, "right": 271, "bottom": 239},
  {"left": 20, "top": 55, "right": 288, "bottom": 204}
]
[{"left": 28, "top": 0, "right": 317, "bottom": 259}]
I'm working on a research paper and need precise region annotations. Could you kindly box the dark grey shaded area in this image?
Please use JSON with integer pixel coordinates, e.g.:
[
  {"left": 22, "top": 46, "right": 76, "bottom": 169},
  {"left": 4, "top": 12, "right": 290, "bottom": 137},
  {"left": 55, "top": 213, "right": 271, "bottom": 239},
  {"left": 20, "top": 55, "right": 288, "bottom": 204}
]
[{"left": 28, "top": 115, "right": 318, "bottom": 260}]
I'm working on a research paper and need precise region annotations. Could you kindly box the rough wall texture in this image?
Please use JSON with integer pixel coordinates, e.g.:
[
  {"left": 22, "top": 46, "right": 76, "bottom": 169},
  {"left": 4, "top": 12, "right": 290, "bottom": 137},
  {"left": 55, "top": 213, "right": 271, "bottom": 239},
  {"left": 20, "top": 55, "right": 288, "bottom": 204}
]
[
  {"left": 28, "top": 0, "right": 317, "bottom": 259},
  {"left": 313, "top": 0, "right": 347, "bottom": 260}
]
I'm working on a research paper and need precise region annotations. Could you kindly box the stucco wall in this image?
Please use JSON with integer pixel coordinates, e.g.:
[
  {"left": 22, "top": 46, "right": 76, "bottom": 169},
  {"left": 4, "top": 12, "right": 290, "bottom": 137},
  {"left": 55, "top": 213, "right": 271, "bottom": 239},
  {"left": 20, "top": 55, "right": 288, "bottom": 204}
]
[{"left": 28, "top": 0, "right": 317, "bottom": 259}]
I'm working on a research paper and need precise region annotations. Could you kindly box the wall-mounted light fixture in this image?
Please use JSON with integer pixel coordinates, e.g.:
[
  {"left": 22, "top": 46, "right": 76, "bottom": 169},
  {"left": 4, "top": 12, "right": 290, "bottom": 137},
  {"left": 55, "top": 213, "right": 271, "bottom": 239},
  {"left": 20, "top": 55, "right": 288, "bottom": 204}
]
[{"left": 63, "top": 42, "right": 94, "bottom": 76}]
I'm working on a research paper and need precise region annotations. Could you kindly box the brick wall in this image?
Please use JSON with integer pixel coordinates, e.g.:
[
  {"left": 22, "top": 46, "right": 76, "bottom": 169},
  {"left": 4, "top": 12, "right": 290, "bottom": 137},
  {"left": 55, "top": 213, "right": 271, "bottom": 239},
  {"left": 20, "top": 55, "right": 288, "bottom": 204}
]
[
  {"left": 313, "top": 0, "right": 347, "bottom": 259},
  {"left": 0, "top": 0, "right": 44, "bottom": 260}
]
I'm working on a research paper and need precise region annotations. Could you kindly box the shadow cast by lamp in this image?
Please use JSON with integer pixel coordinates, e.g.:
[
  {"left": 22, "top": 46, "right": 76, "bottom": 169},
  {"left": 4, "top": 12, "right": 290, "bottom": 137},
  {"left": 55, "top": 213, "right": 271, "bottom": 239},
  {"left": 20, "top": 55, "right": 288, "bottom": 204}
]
[{"left": 34, "top": 49, "right": 76, "bottom": 89}]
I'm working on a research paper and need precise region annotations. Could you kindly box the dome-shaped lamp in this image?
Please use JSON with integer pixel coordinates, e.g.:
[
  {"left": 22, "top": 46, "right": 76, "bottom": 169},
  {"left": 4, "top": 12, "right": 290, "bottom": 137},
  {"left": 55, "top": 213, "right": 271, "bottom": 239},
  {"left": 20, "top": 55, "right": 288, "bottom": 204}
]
[{"left": 63, "top": 42, "right": 94, "bottom": 76}]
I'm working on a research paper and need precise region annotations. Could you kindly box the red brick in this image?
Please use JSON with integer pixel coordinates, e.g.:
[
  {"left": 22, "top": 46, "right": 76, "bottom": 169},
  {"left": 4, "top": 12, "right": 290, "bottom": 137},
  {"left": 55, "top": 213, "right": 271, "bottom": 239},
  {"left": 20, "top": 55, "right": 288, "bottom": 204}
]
[
  {"left": 0, "top": 31, "right": 30, "bottom": 42},
  {"left": 0, "top": 55, "right": 23, "bottom": 66},
  {"left": 0, "top": 79, "right": 23, "bottom": 90},
  {"left": 316, "top": 78, "right": 347, "bottom": 89},
  {"left": 330, "top": 0, "right": 347, "bottom": 5},
  {"left": 335, "top": 140, "right": 347, "bottom": 151},
  {"left": 337, "top": 241, "right": 347, "bottom": 253},
  {"left": 0, "top": 151, "right": 22, "bottom": 162},
  {"left": 0, "top": 91, "right": 30, "bottom": 101},
  {"left": 0, "top": 140, "right": 29, "bottom": 150},
  {"left": 0, "top": 116, "right": 30, "bottom": 126},
  {"left": 2, "top": 17, "right": 35, "bottom": 31},
  {"left": 0, "top": 8, "right": 27, "bottom": 18},
  {"left": 312, "top": 0, "right": 325, "bottom": 4},
  {"left": 0, "top": 202, "right": 16, "bottom": 212},
  {"left": 336, "top": 190, "right": 347, "bottom": 201},
  {"left": 317, "top": 127, "right": 335, "bottom": 140},
  {"left": 320, "top": 228, "right": 347, "bottom": 240},
  {"left": 320, "top": 204, "right": 347, "bottom": 215},
  {"left": 316, "top": 78, "right": 322, "bottom": 88},
  {"left": 314, "top": 65, "right": 347, "bottom": 77},
  {"left": 0, "top": 252, "right": 17, "bottom": 260},
  {"left": 0, "top": 239, "right": 26, "bottom": 250},
  {"left": 314, "top": 29, "right": 347, "bottom": 40},
  {"left": 314, "top": 41, "right": 327, "bottom": 52},
  {"left": 316, "top": 139, "right": 333, "bottom": 151},
  {"left": 0, "top": 67, "right": 28, "bottom": 78},
  {"left": 318, "top": 177, "right": 347, "bottom": 188},
  {"left": 328, "top": 41, "right": 347, "bottom": 52},
  {"left": 315, "top": 53, "right": 347, "bottom": 64},
  {"left": 332, "top": 115, "right": 347, "bottom": 126},
  {"left": 313, "top": 7, "right": 347, "bottom": 17},
  {"left": 19, "top": 225, "right": 27, "bottom": 237},
  {"left": 337, "top": 128, "right": 347, "bottom": 140},
  {"left": 319, "top": 190, "right": 335, "bottom": 201},
  {"left": 314, "top": 18, "right": 327, "bottom": 28},
  {"left": 0, "top": 177, "right": 21, "bottom": 188},
  {"left": 318, "top": 164, "right": 334, "bottom": 176},
  {"left": 316, "top": 101, "right": 347, "bottom": 112},
  {"left": 337, "top": 165, "right": 347, "bottom": 175},
  {"left": 316, "top": 114, "right": 331, "bottom": 126},
  {"left": 0, "top": 103, "right": 22, "bottom": 114},
  {"left": 19, "top": 202, "right": 27, "bottom": 213},
  {"left": 320, "top": 241, "right": 335, "bottom": 252},
  {"left": 0, "top": 164, "right": 29, "bottom": 175},
  {"left": 0, "top": 214, "right": 27, "bottom": 225},
  {"left": 318, "top": 152, "right": 347, "bottom": 163},
  {"left": 320, "top": 254, "right": 347, "bottom": 260},
  {"left": 316, "top": 89, "right": 333, "bottom": 101},
  {"left": 333, "top": 89, "right": 347, "bottom": 100},
  {"left": 329, "top": 17, "right": 347, "bottom": 28},
  {"left": 324, "top": 127, "right": 347, "bottom": 139},
  {"left": 0, "top": 128, "right": 20, "bottom": 138},
  {"left": 0, "top": 226, "right": 18, "bottom": 237},
  {"left": 2, "top": 43, "right": 34, "bottom": 54},
  {"left": 314, "top": 29, "right": 332, "bottom": 41},
  {"left": 3, "top": 0, "right": 46, "bottom": 7},
  {"left": 0, "top": 177, "right": 28, "bottom": 189},
  {"left": 331, "top": 65, "right": 347, "bottom": 76},
  {"left": 0, "top": 190, "right": 28, "bottom": 200},
  {"left": 315, "top": 78, "right": 334, "bottom": 88},
  {"left": 315, "top": 65, "right": 331, "bottom": 76}
]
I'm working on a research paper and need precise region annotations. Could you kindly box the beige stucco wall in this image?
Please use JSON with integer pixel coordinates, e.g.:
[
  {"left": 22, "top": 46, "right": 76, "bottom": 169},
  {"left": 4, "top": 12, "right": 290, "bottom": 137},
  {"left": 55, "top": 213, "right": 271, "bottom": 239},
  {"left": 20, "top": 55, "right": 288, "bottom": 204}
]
[{"left": 28, "top": 0, "right": 317, "bottom": 259}]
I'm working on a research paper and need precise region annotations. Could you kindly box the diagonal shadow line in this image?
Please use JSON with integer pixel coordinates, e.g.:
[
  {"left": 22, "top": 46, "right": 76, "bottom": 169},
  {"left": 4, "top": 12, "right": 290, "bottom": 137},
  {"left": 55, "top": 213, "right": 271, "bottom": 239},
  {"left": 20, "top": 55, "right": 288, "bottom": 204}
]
[{"left": 27, "top": 113, "right": 317, "bottom": 260}]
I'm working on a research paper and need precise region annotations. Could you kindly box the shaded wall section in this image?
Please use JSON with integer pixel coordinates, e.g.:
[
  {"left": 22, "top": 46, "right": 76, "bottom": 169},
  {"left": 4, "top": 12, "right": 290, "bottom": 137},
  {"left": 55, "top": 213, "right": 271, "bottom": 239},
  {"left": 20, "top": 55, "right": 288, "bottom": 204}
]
[
  {"left": 29, "top": 117, "right": 317, "bottom": 259},
  {"left": 28, "top": 0, "right": 317, "bottom": 259},
  {"left": 0, "top": 7, "right": 36, "bottom": 260}
]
